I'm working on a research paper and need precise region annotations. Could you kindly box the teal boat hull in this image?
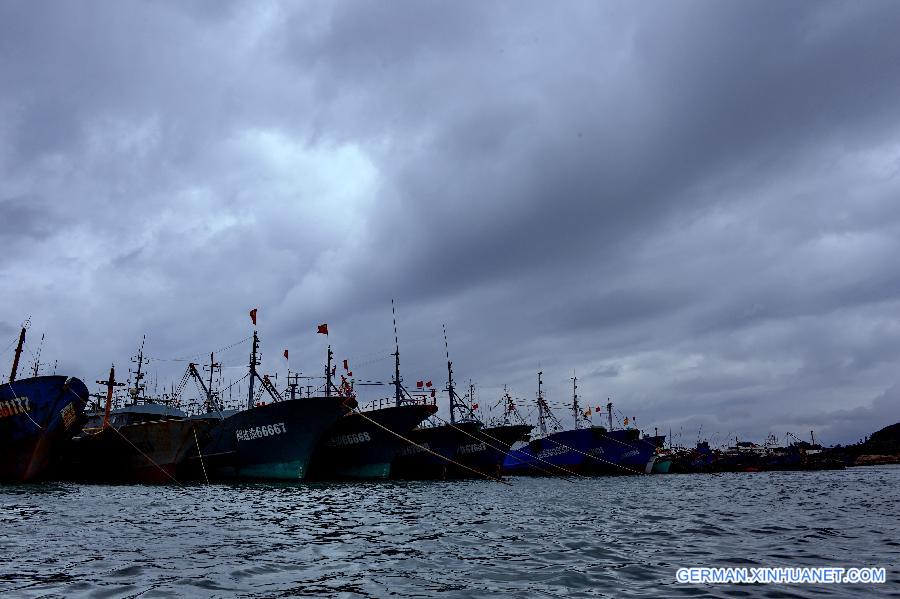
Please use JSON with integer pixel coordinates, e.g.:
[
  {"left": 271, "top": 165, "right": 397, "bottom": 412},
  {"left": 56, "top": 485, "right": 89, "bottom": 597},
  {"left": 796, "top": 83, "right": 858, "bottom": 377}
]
[
  {"left": 652, "top": 458, "right": 672, "bottom": 473},
  {"left": 307, "top": 403, "right": 437, "bottom": 480},
  {"left": 194, "top": 396, "right": 353, "bottom": 481}
]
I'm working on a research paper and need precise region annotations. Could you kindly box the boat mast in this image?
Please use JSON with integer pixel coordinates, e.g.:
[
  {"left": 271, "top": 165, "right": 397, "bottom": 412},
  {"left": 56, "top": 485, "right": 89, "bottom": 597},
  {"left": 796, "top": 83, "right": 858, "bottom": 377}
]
[
  {"left": 537, "top": 371, "right": 547, "bottom": 435},
  {"left": 325, "top": 345, "right": 333, "bottom": 398},
  {"left": 129, "top": 336, "right": 149, "bottom": 405},
  {"left": 9, "top": 326, "right": 26, "bottom": 383},
  {"left": 287, "top": 371, "right": 299, "bottom": 400},
  {"left": 247, "top": 330, "right": 260, "bottom": 410},
  {"left": 392, "top": 299, "right": 402, "bottom": 408},
  {"left": 206, "top": 352, "right": 220, "bottom": 409},
  {"left": 444, "top": 324, "right": 462, "bottom": 423},
  {"left": 607, "top": 399, "right": 613, "bottom": 430},
  {"left": 571, "top": 374, "right": 580, "bottom": 429},
  {"left": 503, "top": 385, "right": 516, "bottom": 423},
  {"left": 98, "top": 364, "right": 124, "bottom": 429}
]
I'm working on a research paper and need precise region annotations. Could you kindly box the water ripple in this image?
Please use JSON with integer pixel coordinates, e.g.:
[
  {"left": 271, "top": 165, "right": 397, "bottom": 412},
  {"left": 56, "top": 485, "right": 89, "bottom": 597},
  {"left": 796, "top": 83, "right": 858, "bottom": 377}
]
[{"left": 1, "top": 467, "right": 898, "bottom": 597}]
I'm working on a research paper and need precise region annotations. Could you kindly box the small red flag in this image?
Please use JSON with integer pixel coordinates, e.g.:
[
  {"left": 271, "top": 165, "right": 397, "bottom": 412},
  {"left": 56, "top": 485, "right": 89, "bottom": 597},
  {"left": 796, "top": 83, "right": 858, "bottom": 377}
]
[
  {"left": 425, "top": 380, "right": 432, "bottom": 388},
  {"left": 343, "top": 359, "right": 348, "bottom": 370},
  {"left": 595, "top": 406, "right": 602, "bottom": 412},
  {"left": 283, "top": 349, "right": 289, "bottom": 360},
  {"left": 472, "top": 403, "right": 479, "bottom": 410},
  {"left": 347, "top": 371, "right": 352, "bottom": 377},
  {"left": 249, "top": 308, "right": 258, "bottom": 326},
  {"left": 317, "top": 323, "right": 328, "bottom": 335},
  {"left": 416, "top": 380, "right": 424, "bottom": 388}
]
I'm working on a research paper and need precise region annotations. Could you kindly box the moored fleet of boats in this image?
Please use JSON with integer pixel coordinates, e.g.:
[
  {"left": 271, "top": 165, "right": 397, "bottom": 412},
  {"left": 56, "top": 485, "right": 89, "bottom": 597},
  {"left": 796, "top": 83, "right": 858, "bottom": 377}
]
[{"left": 1, "top": 313, "right": 842, "bottom": 484}]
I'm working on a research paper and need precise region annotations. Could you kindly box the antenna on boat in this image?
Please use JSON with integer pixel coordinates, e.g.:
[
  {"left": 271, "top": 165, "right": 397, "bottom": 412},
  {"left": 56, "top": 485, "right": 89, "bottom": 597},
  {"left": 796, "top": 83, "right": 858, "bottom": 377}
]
[
  {"left": 392, "top": 299, "right": 402, "bottom": 408},
  {"left": 9, "top": 323, "right": 27, "bottom": 383},
  {"left": 30, "top": 333, "right": 45, "bottom": 377}
]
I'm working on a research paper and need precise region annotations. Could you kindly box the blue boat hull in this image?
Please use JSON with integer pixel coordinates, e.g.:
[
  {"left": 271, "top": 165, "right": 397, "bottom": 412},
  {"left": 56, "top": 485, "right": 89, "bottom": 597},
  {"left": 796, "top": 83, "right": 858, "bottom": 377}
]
[
  {"left": 0, "top": 375, "right": 89, "bottom": 481},
  {"left": 391, "top": 421, "right": 483, "bottom": 479},
  {"left": 502, "top": 427, "right": 655, "bottom": 476},
  {"left": 450, "top": 424, "right": 533, "bottom": 478}
]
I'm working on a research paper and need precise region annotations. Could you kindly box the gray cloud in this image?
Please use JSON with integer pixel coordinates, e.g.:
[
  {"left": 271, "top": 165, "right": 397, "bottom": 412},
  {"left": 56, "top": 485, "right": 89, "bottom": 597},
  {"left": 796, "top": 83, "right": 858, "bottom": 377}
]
[{"left": 1, "top": 0, "right": 899, "bottom": 445}]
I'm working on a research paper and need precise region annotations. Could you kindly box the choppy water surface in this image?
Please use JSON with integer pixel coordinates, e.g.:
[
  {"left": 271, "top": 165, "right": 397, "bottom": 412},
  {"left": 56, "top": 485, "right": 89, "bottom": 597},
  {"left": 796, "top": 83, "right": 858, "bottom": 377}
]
[{"left": 1, "top": 467, "right": 898, "bottom": 598}]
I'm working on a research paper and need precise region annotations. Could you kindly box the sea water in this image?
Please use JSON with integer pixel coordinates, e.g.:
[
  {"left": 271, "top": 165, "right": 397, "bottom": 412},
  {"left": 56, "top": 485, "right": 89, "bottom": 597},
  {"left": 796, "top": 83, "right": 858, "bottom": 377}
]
[{"left": 1, "top": 466, "right": 898, "bottom": 597}]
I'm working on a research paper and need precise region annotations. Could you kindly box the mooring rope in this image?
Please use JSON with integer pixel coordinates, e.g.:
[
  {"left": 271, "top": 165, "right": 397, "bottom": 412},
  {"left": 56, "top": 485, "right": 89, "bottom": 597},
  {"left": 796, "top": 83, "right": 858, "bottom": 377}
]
[
  {"left": 426, "top": 413, "right": 584, "bottom": 480},
  {"left": 104, "top": 424, "right": 184, "bottom": 486},
  {"left": 3, "top": 380, "right": 45, "bottom": 431},
  {"left": 352, "top": 409, "right": 510, "bottom": 485},
  {"left": 541, "top": 436, "right": 644, "bottom": 475},
  {"left": 193, "top": 426, "right": 210, "bottom": 485}
]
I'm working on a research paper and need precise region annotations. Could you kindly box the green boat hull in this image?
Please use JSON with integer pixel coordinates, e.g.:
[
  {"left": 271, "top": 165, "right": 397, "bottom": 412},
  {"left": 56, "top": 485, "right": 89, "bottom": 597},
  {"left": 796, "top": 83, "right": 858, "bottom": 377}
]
[{"left": 652, "top": 458, "right": 672, "bottom": 473}]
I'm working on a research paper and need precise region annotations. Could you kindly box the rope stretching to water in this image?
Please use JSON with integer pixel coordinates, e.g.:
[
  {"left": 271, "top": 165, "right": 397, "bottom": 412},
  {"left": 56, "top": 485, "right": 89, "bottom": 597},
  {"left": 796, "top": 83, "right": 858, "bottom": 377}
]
[
  {"left": 425, "top": 413, "right": 584, "bottom": 480},
  {"left": 352, "top": 409, "right": 510, "bottom": 485}
]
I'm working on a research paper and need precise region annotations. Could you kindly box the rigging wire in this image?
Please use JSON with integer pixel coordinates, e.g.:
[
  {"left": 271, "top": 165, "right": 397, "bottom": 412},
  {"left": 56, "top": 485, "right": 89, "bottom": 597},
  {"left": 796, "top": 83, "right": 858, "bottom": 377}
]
[{"left": 146, "top": 335, "right": 252, "bottom": 363}]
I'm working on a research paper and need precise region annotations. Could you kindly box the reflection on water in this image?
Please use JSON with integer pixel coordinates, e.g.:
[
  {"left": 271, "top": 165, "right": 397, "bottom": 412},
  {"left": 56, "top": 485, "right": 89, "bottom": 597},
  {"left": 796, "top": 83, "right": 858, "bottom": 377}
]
[{"left": 2, "top": 467, "right": 898, "bottom": 597}]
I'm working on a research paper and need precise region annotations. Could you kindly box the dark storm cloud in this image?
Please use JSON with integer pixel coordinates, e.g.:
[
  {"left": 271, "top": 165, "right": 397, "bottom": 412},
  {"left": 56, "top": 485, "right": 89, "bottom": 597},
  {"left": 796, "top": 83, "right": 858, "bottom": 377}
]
[{"left": 1, "top": 0, "right": 899, "bottom": 444}]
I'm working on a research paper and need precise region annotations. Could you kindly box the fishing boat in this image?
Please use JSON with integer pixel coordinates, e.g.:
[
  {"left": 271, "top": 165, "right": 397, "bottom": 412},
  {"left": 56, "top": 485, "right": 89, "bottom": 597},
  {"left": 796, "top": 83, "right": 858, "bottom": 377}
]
[
  {"left": 1, "top": 325, "right": 89, "bottom": 482},
  {"left": 59, "top": 340, "right": 212, "bottom": 484},
  {"left": 651, "top": 444, "right": 673, "bottom": 473},
  {"left": 306, "top": 346, "right": 438, "bottom": 480},
  {"left": 393, "top": 323, "right": 530, "bottom": 479},
  {"left": 368, "top": 313, "right": 477, "bottom": 479},
  {"left": 446, "top": 382, "right": 532, "bottom": 479},
  {"left": 502, "top": 375, "right": 656, "bottom": 476},
  {"left": 187, "top": 328, "right": 355, "bottom": 481}
]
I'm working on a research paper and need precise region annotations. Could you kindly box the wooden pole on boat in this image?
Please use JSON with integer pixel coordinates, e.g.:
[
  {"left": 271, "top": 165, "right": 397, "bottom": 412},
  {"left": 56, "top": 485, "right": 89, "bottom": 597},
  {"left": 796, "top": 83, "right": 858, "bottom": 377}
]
[{"left": 9, "top": 327, "right": 26, "bottom": 383}]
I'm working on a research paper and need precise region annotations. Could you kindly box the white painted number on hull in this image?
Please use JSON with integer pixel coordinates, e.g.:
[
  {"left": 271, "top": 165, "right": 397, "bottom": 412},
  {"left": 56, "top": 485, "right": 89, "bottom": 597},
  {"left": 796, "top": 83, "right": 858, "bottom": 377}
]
[{"left": 236, "top": 422, "right": 287, "bottom": 441}]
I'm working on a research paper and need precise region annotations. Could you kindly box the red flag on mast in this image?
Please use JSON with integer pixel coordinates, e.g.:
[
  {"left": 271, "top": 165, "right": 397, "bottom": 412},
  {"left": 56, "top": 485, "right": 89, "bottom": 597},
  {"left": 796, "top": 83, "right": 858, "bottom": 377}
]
[
  {"left": 416, "top": 380, "right": 424, "bottom": 389},
  {"left": 343, "top": 359, "right": 348, "bottom": 370},
  {"left": 283, "top": 349, "right": 289, "bottom": 360},
  {"left": 317, "top": 323, "right": 328, "bottom": 335},
  {"left": 425, "top": 380, "right": 432, "bottom": 388},
  {"left": 249, "top": 308, "right": 258, "bottom": 326}
]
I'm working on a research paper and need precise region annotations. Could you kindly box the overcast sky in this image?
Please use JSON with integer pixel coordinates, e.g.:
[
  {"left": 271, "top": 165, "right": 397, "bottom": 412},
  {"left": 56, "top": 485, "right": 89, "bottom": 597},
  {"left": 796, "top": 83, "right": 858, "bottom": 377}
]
[{"left": 2, "top": 1, "right": 899, "bottom": 445}]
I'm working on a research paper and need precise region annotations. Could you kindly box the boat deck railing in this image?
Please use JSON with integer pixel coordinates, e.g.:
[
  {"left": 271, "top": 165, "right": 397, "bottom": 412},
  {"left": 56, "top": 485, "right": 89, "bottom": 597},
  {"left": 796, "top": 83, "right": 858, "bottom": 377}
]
[{"left": 360, "top": 395, "right": 436, "bottom": 412}]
